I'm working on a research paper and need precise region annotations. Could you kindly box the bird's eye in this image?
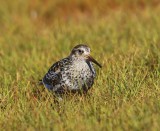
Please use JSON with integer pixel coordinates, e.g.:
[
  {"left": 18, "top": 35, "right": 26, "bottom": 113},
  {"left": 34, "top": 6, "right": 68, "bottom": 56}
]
[{"left": 78, "top": 49, "right": 83, "bottom": 54}]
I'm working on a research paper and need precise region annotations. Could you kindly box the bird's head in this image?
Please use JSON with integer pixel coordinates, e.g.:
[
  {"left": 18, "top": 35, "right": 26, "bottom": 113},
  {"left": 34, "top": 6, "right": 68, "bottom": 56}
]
[{"left": 70, "top": 44, "right": 102, "bottom": 68}]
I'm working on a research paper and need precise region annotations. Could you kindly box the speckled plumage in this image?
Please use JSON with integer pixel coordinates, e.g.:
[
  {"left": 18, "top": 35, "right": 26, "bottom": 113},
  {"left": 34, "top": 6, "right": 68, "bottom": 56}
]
[{"left": 42, "top": 44, "right": 101, "bottom": 94}]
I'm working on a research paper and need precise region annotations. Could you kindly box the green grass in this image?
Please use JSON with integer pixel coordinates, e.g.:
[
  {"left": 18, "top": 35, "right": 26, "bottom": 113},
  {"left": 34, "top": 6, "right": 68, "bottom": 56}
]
[{"left": 0, "top": 1, "right": 160, "bottom": 130}]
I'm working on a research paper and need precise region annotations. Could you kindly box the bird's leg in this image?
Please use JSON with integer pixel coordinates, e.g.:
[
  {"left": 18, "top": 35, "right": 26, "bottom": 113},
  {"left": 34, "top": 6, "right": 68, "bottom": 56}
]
[{"left": 54, "top": 93, "right": 63, "bottom": 101}]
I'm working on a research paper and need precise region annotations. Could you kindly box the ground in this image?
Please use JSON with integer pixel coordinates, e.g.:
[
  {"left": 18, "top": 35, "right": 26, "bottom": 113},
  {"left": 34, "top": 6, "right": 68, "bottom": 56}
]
[{"left": 0, "top": 0, "right": 160, "bottom": 130}]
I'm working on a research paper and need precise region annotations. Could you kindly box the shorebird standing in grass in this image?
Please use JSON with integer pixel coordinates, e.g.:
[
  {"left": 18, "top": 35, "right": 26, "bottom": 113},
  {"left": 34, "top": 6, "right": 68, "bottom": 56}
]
[{"left": 41, "top": 44, "right": 102, "bottom": 94}]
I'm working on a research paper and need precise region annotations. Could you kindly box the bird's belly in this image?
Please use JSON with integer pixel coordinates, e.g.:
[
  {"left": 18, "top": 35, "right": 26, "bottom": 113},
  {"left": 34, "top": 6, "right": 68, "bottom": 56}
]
[{"left": 62, "top": 62, "right": 95, "bottom": 91}]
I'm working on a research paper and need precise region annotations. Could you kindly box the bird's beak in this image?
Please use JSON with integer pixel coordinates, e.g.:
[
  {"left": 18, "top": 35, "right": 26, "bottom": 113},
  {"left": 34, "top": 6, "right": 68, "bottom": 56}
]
[{"left": 87, "top": 55, "right": 102, "bottom": 68}]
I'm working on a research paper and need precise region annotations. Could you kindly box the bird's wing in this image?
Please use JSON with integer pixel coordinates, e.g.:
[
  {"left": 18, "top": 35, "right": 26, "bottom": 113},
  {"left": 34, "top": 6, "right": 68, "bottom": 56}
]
[{"left": 42, "top": 61, "right": 62, "bottom": 90}]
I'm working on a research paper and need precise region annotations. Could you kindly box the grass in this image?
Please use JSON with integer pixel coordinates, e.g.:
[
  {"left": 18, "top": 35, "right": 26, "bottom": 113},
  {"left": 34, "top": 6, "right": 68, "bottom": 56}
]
[{"left": 0, "top": 0, "right": 160, "bottom": 130}]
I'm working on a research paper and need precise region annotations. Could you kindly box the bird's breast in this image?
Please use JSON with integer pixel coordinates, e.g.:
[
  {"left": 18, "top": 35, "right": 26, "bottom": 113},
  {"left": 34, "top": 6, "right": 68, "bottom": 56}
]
[
  {"left": 72, "top": 61, "right": 92, "bottom": 75},
  {"left": 61, "top": 60, "right": 96, "bottom": 90}
]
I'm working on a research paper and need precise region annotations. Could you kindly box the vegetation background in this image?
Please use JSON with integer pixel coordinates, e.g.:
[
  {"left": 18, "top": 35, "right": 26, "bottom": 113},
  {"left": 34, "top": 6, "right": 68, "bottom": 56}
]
[{"left": 0, "top": 0, "right": 160, "bottom": 130}]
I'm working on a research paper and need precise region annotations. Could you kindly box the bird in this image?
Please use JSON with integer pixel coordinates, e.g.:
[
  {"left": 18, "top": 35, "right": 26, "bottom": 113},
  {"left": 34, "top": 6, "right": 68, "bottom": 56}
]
[{"left": 41, "top": 44, "right": 102, "bottom": 94}]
